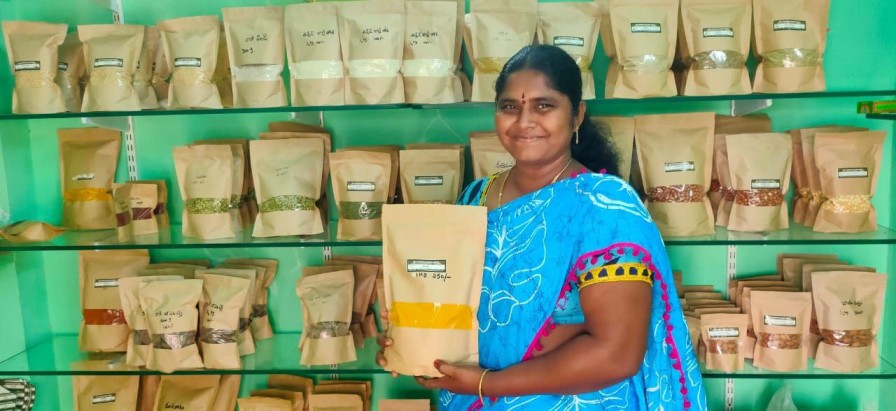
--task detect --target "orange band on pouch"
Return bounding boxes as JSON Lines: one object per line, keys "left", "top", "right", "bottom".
{"left": 389, "top": 302, "right": 473, "bottom": 330}
{"left": 64, "top": 188, "right": 112, "bottom": 202}
{"left": 82, "top": 308, "right": 126, "bottom": 325}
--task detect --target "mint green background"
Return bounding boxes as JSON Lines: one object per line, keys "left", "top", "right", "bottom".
{"left": 0, "top": 0, "right": 895, "bottom": 410}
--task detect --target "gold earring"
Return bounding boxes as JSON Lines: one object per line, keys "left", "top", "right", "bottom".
{"left": 574, "top": 130, "right": 580, "bottom": 145}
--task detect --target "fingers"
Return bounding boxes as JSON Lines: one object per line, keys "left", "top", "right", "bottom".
{"left": 415, "top": 376, "right": 442, "bottom": 390}
{"left": 376, "top": 334, "right": 393, "bottom": 348}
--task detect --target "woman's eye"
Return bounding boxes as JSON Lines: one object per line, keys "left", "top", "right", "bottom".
{"left": 537, "top": 103, "right": 553, "bottom": 110}
{"left": 500, "top": 104, "right": 518, "bottom": 112}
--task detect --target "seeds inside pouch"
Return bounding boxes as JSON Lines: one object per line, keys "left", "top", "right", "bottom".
{"left": 157, "top": 16, "right": 223, "bottom": 109}
{"left": 593, "top": 117, "right": 635, "bottom": 181}
{"left": 330, "top": 151, "right": 391, "bottom": 240}
{"left": 78, "top": 24, "right": 143, "bottom": 112}
{"left": 79, "top": 250, "right": 150, "bottom": 352}
{"left": 469, "top": 0, "right": 537, "bottom": 102}
{"left": 2, "top": 21, "right": 67, "bottom": 114}
{"left": 700, "top": 313, "right": 748, "bottom": 372}
{"left": 190, "top": 140, "right": 247, "bottom": 231}
{"left": 339, "top": 0, "right": 406, "bottom": 105}
{"left": 284, "top": 3, "right": 344, "bottom": 107}
{"left": 679, "top": 0, "right": 751, "bottom": 96}
{"left": 202, "top": 267, "right": 259, "bottom": 356}
{"left": 750, "top": 291, "right": 811, "bottom": 372}
{"left": 469, "top": 132, "right": 515, "bottom": 179}
{"left": 173, "top": 145, "right": 234, "bottom": 240}
{"left": 116, "top": 182, "right": 160, "bottom": 238}
{"left": 296, "top": 268, "right": 357, "bottom": 365}
{"left": 56, "top": 31, "right": 86, "bottom": 113}
{"left": 224, "top": 258, "right": 278, "bottom": 340}
{"left": 634, "top": 112, "right": 715, "bottom": 237}
{"left": 139, "top": 279, "right": 204, "bottom": 373}
{"left": 608, "top": 0, "right": 679, "bottom": 98}
{"left": 726, "top": 133, "right": 792, "bottom": 232}
{"left": 812, "top": 131, "right": 886, "bottom": 233}
{"left": 537, "top": 1, "right": 601, "bottom": 100}
{"left": 753, "top": 0, "right": 831, "bottom": 93}
{"left": 382, "top": 204, "right": 487, "bottom": 377}
{"left": 73, "top": 371, "right": 139, "bottom": 411}
{"left": 134, "top": 26, "right": 159, "bottom": 109}
{"left": 118, "top": 275, "right": 183, "bottom": 367}
{"left": 399, "top": 149, "right": 463, "bottom": 204}
{"left": 195, "top": 272, "right": 251, "bottom": 369}
{"left": 250, "top": 138, "right": 325, "bottom": 237}
{"left": 326, "top": 259, "right": 378, "bottom": 348}
{"left": 402, "top": 1, "right": 457, "bottom": 104}
{"left": 58, "top": 127, "right": 121, "bottom": 230}
{"left": 797, "top": 126, "right": 867, "bottom": 227}
{"left": 222, "top": 6, "right": 287, "bottom": 108}
{"left": 812, "top": 271, "right": 887, "bottom": 373}
{"left": 153, "top": 375, "right": 220, "bottom": 411}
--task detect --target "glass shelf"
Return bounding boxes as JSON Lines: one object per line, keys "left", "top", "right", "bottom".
{"left": 2, "top": 223, "right": 895, "bottom": 252}
{"left": 0, "top": 334, "right": 384, "bottom": 376}
{"left": 1, "top": 90, "right": 894, "bottom": 120}
{"left": 700, "top": 357, "right": 896, "bottom": 379}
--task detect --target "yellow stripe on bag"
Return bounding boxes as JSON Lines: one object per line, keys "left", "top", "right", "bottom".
{"left": 64, "top": 188, "right": 112, "bottom": 202}
{"left": 389, "top": 302, "right": 473, "bottom": 330}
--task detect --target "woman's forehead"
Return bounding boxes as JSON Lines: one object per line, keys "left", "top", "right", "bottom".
{"left": 499, "top": 69, "right": 564, "bottom": 100}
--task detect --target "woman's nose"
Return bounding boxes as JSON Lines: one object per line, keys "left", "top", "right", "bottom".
{"left": 517, "top": 107, "right": 536, "bottom": 129}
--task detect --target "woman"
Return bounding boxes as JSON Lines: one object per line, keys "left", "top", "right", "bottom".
{"left": 378, "top": 44, "right": 705, "bottom": 410}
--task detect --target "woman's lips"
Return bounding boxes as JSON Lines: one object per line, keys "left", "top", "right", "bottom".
{"left": 514, "top": 135, "right": 544, "bottom": 142}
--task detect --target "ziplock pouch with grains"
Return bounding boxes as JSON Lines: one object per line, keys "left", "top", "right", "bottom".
{"left": 222, "top": 6, "right": 287, "bottom": 108}
{"left": 2, "top": 21, "right": 67, "bottom": 114}
{"left": 608, "top": 0, "right": 679, "bottom": 98}
{"left": 173, "top": 144, "right": 234, "bottom": 239}
{"left": 339, "top": 0, "right": 406, "bottom": 105}
{"left": 157, "top": 16, "right": 223, "bottom": 109}
{"left": 399, "top": 148, "right": 463, "bottom": 204}
{"left": 79, "top": 249, "right": 149, "bottom": 352}
{"left": 402, "top": 1, "right": 458, "bottom": 104}
{"left": 679, "top": 0, "right": 751, "bottom": 96}
{"left": 195, "top": 272, "right": 251, "bottom": 369}
{"left": 750, "top": 291, "right": 811, "bottom": 371}
{"left": 330, "top": 151, "right": 392, "bottom": 240}
{"left": 296, "top": 268, "right": 357, "bottom": 365}
{"left": 726, "top": 133, "right": 792, "bottom": 232}
{"left": 139, "top": 279, "right": 204, "bottom": 373}
{"left": 118, "top": 275, "right": 183, "bottom": 367}
{"left": 78, "top": 24, "right": 144, "bottom": 111}
{"left": 284, "top": 3, "right": 344, "bottom": 107}
{"left": 753, "top": 0, "right": 830, "bottom": 93}
{"left": 469, "top": 0, "right": 537, "bottom": 102}
{"left": 537, "top": 1, "right": 601, "bottom": 100}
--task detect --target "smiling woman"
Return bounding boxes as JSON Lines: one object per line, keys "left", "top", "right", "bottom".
{"left": 377, "top": 45, "right": 706, "bottom": 411}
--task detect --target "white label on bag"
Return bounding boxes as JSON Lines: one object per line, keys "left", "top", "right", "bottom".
{"left": 631, "top": 23, "right": 662, "bottom": 33}
{"left": 553, "top": 36, "right": 585, "bottom": 47}
{"left": 94, "top": 58, "right": 123, "bottom": 68}
{"left": 407, "top": 259, "right": 447, "bottom": 273}
{"left": 764, "top": 315, "right": 797, "bottom": 327}
{"left": 94, "top": 279, "right": 119, "bottom": 288}
{"left": 773, "top": 20, "right": 807, "bottom": 31}
{"left": 703, "top": 27, "right": 735, "bottom": 38}
{"left": 174, "top": 57, "right": 202, "bottom": 68}
{"left": 92, "top": 394, "right": 116, "bottom": 404}
{"left": 708, "top": 327, "right": 740, "bottom": 338}
{"left": 14, "top": 61, "right": 40, "bottom": 71}
{"left": 347, "top": 182, "right": 376, "bottom": 191}
{"left": 838, "top": 168, "right": 869, "bottom": 178}
{"left": 72, "top": 173, "right": 95, "bottom": 181}
{"left": 751, "top": 179, "right": 781, "bottom": 189}
{"left": 664, "top": 161, "right": 695, "bottom": 172}
{"left": 58, "top": 62, "right": 69, "bottom": 71}
{"left": 414, "top": 176, "right": 444, "bottom": 186}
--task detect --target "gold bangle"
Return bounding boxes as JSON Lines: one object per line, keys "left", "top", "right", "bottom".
{"left": 478, "top": 368, "right": 492, "bottom": 404}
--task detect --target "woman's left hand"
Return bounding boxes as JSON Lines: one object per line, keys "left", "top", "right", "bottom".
{"left": 414, "top": 360, "right": 485, "bottom": 395}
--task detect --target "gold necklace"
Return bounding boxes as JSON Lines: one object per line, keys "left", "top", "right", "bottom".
{"left": 498, "top": 157, "right": 573, "bottom": 206}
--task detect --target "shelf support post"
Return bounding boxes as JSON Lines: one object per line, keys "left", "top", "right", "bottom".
{"left": 725, "top": 244, "right": 737, "bottom": 411}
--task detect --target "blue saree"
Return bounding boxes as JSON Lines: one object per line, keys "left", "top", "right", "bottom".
{"left": 440, "top": 172, "right": 706, "bottom": 410}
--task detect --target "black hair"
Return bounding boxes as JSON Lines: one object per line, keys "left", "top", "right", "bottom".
{"left": 494, "top": 45, "right": 620, "bottom": 177}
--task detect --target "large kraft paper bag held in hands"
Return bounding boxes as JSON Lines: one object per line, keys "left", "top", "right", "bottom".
{"left": 382, "top": 204, "right": 486, "bottom": 377}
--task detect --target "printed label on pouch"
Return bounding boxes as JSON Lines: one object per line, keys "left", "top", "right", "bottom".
{"left": 407, "top": 259, "right": 447, "bottom": 273}
{"left": 708, "top": 327, "right": 740, "bottom": 338}
{"left": 553, "top": 36, "right": 585, "bottom": 47}
{"left": 347, "top": 181, "right": 376, "bottom": 192}
{"left": 94, "top": 58, "right": 123, "bottom": 68}
{"left": 174, "top": 57, "right": 202, "bottom": 68}
{"left": 764, "top": 315, "right": 797, "bottom": 327}
{"left": 664, "top": 161, "right": 695, "bottom": 172}
{"left": 703, "top": 27, "right": 735, "bottom": 38}
{"left": 631, "top": 23, "right": 662, "bottom": 33}
{"left": 94, "top": 279, "right": 119, "bottom": 288}
{"left": 58, "top": 62, "right": 69, "bottom": 71}
{"left": 72, "top": 173, "right": 95, "bottom": 181}
{"left": 838, "top": 167, "right": 869, "bottom": 178}
{"left": 92, "top": 394, "right": 116, "bottom": 404}
{"left": 751, "top": 179, "right": 781, "bottom": 189}
{"left": 14, "top": 61, "right": 40, "bottom": 71}
{"left": 414, "top": 176, "right": 444, "bottom": 186}
{"left": 773, "top": 20, "right": 807, "bottom": 31}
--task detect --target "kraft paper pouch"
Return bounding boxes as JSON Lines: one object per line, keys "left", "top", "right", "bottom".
{"left": 135, "top": 26, "right": 159, "bottom": 109}
{"left": 157, "top": 16, "right": 223, "bottom": 109}
{"left": 0, "top": 221, "right": 64, "bottom": 243}
{"left": 196, "top": 272, "right": 251, "bottom": 369}
{"left": 680, "top": 0, "right": 751, "bottom": 96}
{"left": 298, "top": 265, "right": 352, "bottom": 352}
{"left": 346, "top": 146, "right": 400, "bottom": 204}
{"left": 78, "top": 250, "right": 149, "bottom": 352}
{"left": 58, "top": 127, "right": 121, "bottom": 230}
{"left": 634, "top": 112, "right": 715, "bottom": 236}
{"left": 192, "top": 139, "right": 251, "bottom": 228}
{"left": 151, "top": 28, "right": 169, "bottom": 108}
{"left": 73, "top": 371, "right": 138, "bottom": 411}
{"left": 297, "top": 268, "right": 357, "bottom": 365}
{"left": 314, "top": 383, "right": 369, "bottom": 411}
{"left": 403, "top": 1, "right": 457, "bottom": 104}
{"left": 339, "top": 0, "right": 406, "bottom": 105}
{"left": 382, "top": 204, "right": 487, "bottom": 377}
{"left": 250, "top": 138, "right": 325, "bottom": 237}
{"left": 139, "top": 263, "right": 202, "bottom": 279}
{"left": 332, "top": 254, "right": 385, "bottom": 337}
{"left": 78, "top": 24, "right": 143, "bottom": 111}
{"left": 169, "top": 259, "right": 211, "bottom": 267}
{"left": 470, "top": 0, "right": 537, "bottom": 102}
{"left": 802, "top": 263, "right": 875, "bottom": 294}
{"left": 813, "top": 131, "right": 886, "bottom": 233}
{"left": 776, "top": 252, "right": 836, "bottom": 276}
{"left": 285, "top": 3, "right": 344, "bottom": 107}
{"left": 781, "top": 255, "right": 840, "bottom": 289}
{"left": 215, "top": 28, "right": 234, "bottom": 108}
{"left": 736, "top": 280, "right": 790, "bottom": 308}
{"left": 202, "top": 267, "right": 259, "bottom": 356}
{"left": 753, "top": 0, "right": 831, "bottom": 93}
{"left": 399, "top": 149, "right": 463, "bottom": 204}
{"left": 796, "top": 126, "right": 867, "bottom": 227}
{"left": 326, "top": 259, "right": 379, "bottom": 348}
{"left": 812, "top": 271, "right": 887, "bottom": 372}
{"left": 250, "top": 389, "right": 304, "bottom": 411}
{"left": 379, "top": 399, "right": 430, "bottom": 411}
{"left": 210, "top": 375, "right": 241, "bottom": 411}
{"left": 685, "top": 315, "right": 700, "bottom": 355}
{"left": 153, "top": 375, "right": 219, "bottom": 411}
{"left": 330, "top": 151, "right": 392, "bottom": 240}
{"left": 598, "top": 0, "right": 615, "bottom": 58}
{"left": 173, "top": 144, "right": 234, "bottom": 239}
{"left": 113, "top": 183, "right": 159, "bottom": 241}
{"left": 593, "top": 116, "right": 634, "bottom": 181}
{"left": 713, "top": 114, "right": 773, "bottom": 226}
{"left": 118, "top": 275, "right": 183, "bottom": 367}
{"left": 537, "top": 2, "right": 601, "bottom": 100}
{"left": 726, "top": 133, "right": 792, "bottom": 232}
{"left": 469, "top": 132, "right": 515, "bottom": 179}
{"left": 138, "top": 375, "right": 160, "bottom": 411}
{"left": 261, "top": 129, "right": 333, "bottom": 198}
{"left": 700, "top": 313, "right": 748, "bottom": 372}
{"left": 56, "top": 31, "right": 86, "bottom": 112}
{"left": 240, "top": 397, "right": 293, "bottom": 411}
{"left": 2, "top": 21, "right": 67, "bottom": 114}
{"left": 139, "top": 279, "right": 204, "bottom": 373}
{"left": 268, "top": 374, "right": 313, "bottom": 410}
{"left": 750, "top": 291, "right": 811, "bottom": 371}
{"left": 224, "top": 258, "right": 278, "bottom": 340}
{"left": 222, "top": 6, "right": 287, "bottom": 108}
{"left": 310, "top": 394, "right": 363, "bottom": 411}
{"left": 402, "top": 143, "right": 466, "bottom": 185}
{"left": 790, "top": 131, "right": 810, "bottom": 225}
{"left": 741, "top": 286, "right": 799, "bottom": 331}
{"left": 609, "top": 0, "right": 678, "bottom": 98}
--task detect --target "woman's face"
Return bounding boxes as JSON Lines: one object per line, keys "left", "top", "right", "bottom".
{"left": 494, "top": 69, "right": 583, "bottom": 168}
